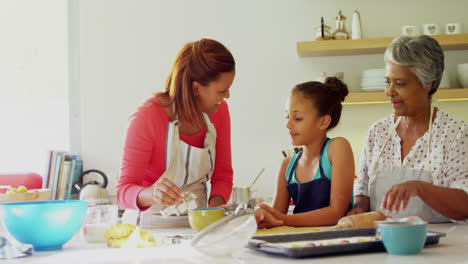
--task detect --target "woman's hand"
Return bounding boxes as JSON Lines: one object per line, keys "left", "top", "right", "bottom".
{"left": 208, "top": 195, "right": 230, "bottom": 209}
{"left": 255, "top": 204, "right": 284, "bottom": 229}
{"left": 347, "top": 195, "right": 370, "bottom": 216}
{"left": 137, "top": 178, "right": 185, "bottom": 208}
{"left": 381, "top": 180, "right": 424, "bottom": 214}
{"left": 346, "top": 207, "right": 367, "bottom": 216}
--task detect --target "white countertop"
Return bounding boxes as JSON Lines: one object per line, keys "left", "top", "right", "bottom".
{"left": 4, "top": 223, "right": 468, "bottom": 264}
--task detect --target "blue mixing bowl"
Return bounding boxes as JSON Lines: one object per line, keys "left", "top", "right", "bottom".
{"left": 0, "top": 200, "right": 88, "bottom": 251}
{"left": 379, "top": 221, "right": 427, "bottom": 255}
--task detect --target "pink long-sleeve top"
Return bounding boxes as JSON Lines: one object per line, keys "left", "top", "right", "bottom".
{"left": 116, "top": 96, "right": 233, "bottom": 210}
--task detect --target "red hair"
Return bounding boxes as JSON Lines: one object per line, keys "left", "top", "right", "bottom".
{"left": 157, "top": 38, "right": 235, "bottom": 128}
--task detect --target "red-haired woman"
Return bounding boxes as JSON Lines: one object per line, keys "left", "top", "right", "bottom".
{"left": 117, "top": 39, "right": 235, "bottom": 227}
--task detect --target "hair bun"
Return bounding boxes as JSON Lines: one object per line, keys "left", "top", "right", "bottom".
{"left": 324, "top": 77, "right": 349, "bottom": 102}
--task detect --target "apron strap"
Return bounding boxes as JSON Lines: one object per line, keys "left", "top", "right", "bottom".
{"left": 370, "top": 106, "right": 435, "bottom": 179}
{"left": 425, "top": 105, "right": 434, "bottom": 173}
{"left": 369, "top": 116, "right": 401, "bottom": 178}
{"left": 318, "top": 138, "right": 330, "bottom": 179}
{"left": 287, "top": 152, "right": 302, "bottom": 184}
{"left": 286, "top": 138, "right": 330, "bottom": 183}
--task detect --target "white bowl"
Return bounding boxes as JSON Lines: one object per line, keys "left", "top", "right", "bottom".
{"left": 457, "top": 63, "right": 468, "bottom": 88}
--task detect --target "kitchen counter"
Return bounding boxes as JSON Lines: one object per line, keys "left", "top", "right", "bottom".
{"left": 3, "top": 223, "right": 468, "bottom": 264}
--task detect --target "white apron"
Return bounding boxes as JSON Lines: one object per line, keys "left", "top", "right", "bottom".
{"left": 369, "top": 106, "right": 450, "bottom": 223}
{"left": 123, "top": 109, "right": 217, "bottom": 228}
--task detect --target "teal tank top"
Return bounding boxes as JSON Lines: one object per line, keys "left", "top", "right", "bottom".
{"left": 285, "top": 138, "right": 354, "bottom": 207}
{"left": 286, "top": 140, "right": 332, "bottom": 183}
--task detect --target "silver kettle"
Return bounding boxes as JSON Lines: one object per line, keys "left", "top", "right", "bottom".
{"left": 74, "top": 169, "right": 110, "bottom": 205}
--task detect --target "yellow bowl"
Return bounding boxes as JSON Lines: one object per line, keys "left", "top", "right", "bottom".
{"left": 188, "top": 208, "right": 225, "bottom": 232}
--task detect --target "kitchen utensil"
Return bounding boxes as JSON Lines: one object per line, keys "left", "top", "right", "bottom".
{"left": 315, "top": 19, "right": 331, "bottom": 40}
{"left": 188, "top": 208, "right": 225, "bottom": 232}
{"left": 190, "top": 203, "right": 257, "bottom": 257}
{"left": 379, "top": 221, "right": 427, "bottom": 255}
{"left": 321, "top": 17, "right": 324, "bottom": 37}
{"left": 82, "top": 204, "right": 118, "bottom": 243}
{"left": 230, "top": 187, "right": 253, "bottom": 209}
{"left": 0, "top": 200, "right": 87, "bottom": 251}
{"left": 74, "top": 169, "right": 111, "bottom": 206}
{"left": 229, "top": 168, "right": 265, "bottom": 208}
{"left": 249, "top": 168, "right": 265, "bottom": 188}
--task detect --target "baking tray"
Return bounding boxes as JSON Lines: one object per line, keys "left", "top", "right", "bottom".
{"left": 248, "top": 228, "right": 445, "bottom": 258}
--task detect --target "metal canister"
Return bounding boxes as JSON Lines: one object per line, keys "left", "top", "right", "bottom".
{"left": 229, "top": 187, "right": 252, "bottom": 208}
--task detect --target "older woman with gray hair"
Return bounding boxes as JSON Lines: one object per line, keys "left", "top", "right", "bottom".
{"left": 348, "top": 35, "right": 468, "bottom": 222}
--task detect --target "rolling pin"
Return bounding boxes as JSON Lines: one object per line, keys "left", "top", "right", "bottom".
{"left": 330, "top": 211, "right": 388, "bottom": 230}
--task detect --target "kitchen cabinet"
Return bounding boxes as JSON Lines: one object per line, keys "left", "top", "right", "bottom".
{"left": 297, "top": 34, "right": 468, "bottom": 105}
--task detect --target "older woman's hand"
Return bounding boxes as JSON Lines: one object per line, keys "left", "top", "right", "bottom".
{"left": 255, "top": 204, "right": 284, "bottom": 229}
{"left": 346, "top": 207, "right": 367, "bottom": 216}
{"left": 381, "top": 180, "right": 424, "bottom": 214}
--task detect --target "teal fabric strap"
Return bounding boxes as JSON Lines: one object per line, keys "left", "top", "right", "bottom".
{"left": 285, "top": 139, "right": 332, "bottom": 184}
{"left": 284, "top": 138, "right": 354, "bottom": 208}
{"left": 285, "top": 152, "right": 301, "bottom": 184}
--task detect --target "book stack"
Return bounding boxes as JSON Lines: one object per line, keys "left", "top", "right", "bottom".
{"left": 43, "top": 150, "right": 83, "bottom": 200}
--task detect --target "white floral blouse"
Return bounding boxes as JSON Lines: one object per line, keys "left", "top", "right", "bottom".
{"left": 354, "top": 109, "right": 468, "bottom": 196}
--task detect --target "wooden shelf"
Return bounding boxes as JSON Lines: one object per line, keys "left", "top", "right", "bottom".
{"left": 297, "top": 33, "right": 468, "bottom": 57}
{"left": 344, "top": 88, "right": 468, "bottom": 105}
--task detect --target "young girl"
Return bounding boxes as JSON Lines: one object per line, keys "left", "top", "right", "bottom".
{"left": 255, "top": 77, "right": 355, "bottom": 228}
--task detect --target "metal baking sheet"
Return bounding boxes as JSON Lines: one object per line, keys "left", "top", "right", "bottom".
{"left": 248, "top": 228, "right": 445, "bottom": 258}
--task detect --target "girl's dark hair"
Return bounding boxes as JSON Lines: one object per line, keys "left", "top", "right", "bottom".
{"left": 292, "top": 77, "right": 348, "bottom": 130}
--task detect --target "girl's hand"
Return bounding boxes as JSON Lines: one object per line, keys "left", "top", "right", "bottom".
{"left": 150, "top": 178, "right": 185, "bottom": 206}
{"left": 255, "top": 203, "right": 284, "bottom": 229}
{"left": 381, "top": 180, "right": 424, "bottom": 214}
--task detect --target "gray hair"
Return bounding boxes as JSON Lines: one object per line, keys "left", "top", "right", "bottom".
{"left": 384, "top": 35, "right": 444, "bottom": 97}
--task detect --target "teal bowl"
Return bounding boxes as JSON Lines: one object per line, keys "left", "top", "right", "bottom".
{"left": 379, "top": 221, "right": 427, "bottom": 255}
{"left": 0, "top": 200, "right": 88, "bottom": 251}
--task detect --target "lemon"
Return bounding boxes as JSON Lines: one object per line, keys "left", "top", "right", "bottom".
{"left": 8, "top": 188, "right": 17, "bottom": 194}
{"left": 17, "top": 186, "right": 28, "bottom": 193}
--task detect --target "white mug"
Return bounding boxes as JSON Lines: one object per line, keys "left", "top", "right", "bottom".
{"left": 423, "top": 24, "right": 440, "bottom": 35}
{"left": 445, "top": 23, "right": 462, "bottom": 34}
{"left": 401, "top": 25, "right": 419, "bottom": 36}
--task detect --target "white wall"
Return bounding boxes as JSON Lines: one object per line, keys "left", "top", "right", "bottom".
{"left": 0, "top": 1, "right": 69, "bottom": 175}
{"left": 78, "top": 0, "right": 468, "bottom": 199}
